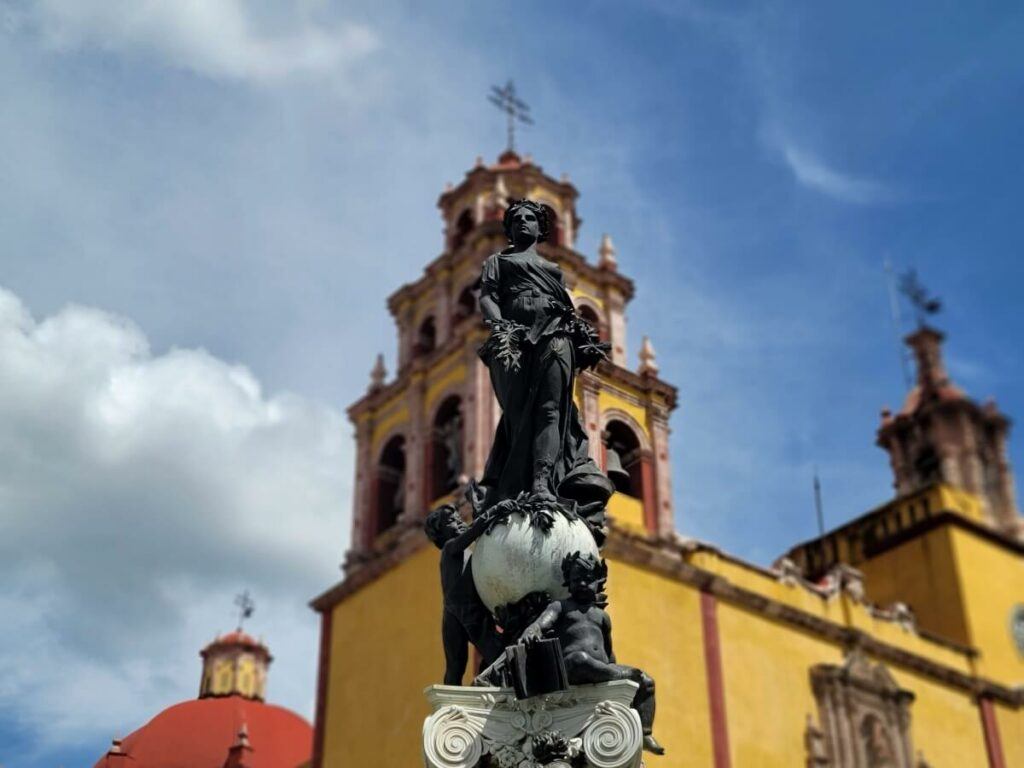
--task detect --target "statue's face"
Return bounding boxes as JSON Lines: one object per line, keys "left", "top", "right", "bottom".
{"left": 509, "top": 205, "right": 541, "bottom": 245}
{"left": 567, "top": 566, "right": 600, "bottom": 601}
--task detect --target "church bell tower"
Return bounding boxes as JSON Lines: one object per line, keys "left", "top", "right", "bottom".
{"left": 311, "top": 150, "right": 680, "bottom": 768}
{"left": 877, "top": 325, "right": 1021, "bottom": 540}
{"left": 341, "top": 150, "right": 679, "bottom": 573}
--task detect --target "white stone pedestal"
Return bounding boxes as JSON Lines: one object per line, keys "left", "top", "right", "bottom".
{"left": 422, "top": 681, "right": 643, "bottom": 768}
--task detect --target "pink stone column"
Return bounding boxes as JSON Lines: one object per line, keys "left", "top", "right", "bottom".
{"left": 465, "top": 354, "right": 493, "bottom": 479}
{"left": 402, "top": 378, "right": 426, "bottom": 521}
{"left": 605, "top": 291, "right": 628, "bottom": 367}
{"left": 580, "top": 373, "right": 602, "bottom": 462}
{"left": 435, "top": 276, "right": 453, "bottom": 346}
{"left": 649, "top": 410, "right": 675, "bottom": 538}
{"left": 351, "top": 418, "right": 373, "bottom": 552}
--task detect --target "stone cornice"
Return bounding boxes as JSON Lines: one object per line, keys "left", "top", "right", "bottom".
{"left": 385, "top": 235, "right": 635, "bottom": 320}
{"left": 603, "top": 532, "right": 1021, "bottom": 707}
{"left": 311, "top": 524, "right": 1020, "bottom": 707}
{"left": 437, "top": 159, "right": 580, "bottom": 212}
{"left": 593, "top": 360, "right": 678, "bottom": 411}
{"left": 350, "top": 331, "right": 676, "bottom": 423}
{"left": 311, "top": 520, "right": 428, "bottom": 612}
{"left": 784, "top": 488, "right": 1024, "bottom": 580}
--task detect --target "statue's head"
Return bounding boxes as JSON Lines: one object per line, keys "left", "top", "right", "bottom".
{"left": 503, "top": 199, "right": 550, "bottom": 246}
{"left": 424, "top": 504, "right": 466, "bottom": 547}
{"left": 561, "top": 551, "right": 608, "bottom": 601}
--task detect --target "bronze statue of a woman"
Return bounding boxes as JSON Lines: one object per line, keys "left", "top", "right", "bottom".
{"left": 476, "top": 200, "right": 613, "bottom": 510}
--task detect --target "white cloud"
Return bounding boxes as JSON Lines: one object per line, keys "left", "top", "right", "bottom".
{"left": 20, "top": 0, "right": 378, "bottom": 83}
{"left": 781, "top": 143, "right": 894, "bottom": 205}
{"left": 0, "top": 285, "right": 349, "bottom": 750}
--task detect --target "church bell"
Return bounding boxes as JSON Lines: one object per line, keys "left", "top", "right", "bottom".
{"left": 605, "top": 446, "right": 631, "bottom": 492}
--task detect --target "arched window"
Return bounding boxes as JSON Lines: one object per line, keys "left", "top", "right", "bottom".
{"left": 415, "top": 316, "right": 437, "bottom": 356}
{"left": 375, "top": 436, "right": 406, "bottom": 535}
{"left": 542, "top": 204, "right": 561, "bottom": 246}
{"left": 431, "top": 396, "right": 463, "bottom": 500}
{"left": 913, "top": 446, "right": 940, "bottom": 484}
{"left": 453, "top": 285, "right": 477, "bottom": 323}
{"left": 604, "top": 420, "right": 643, "bottom": 499}
{"left": 577, "top": 303, "right": 607, "bottom": 342}
{"left": 451, "top": 209, "right": 474, "bottom": 252}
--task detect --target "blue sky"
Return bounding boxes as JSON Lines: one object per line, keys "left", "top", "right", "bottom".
{"left": 1, "top": 1, "right": 1023, "bottom": 765}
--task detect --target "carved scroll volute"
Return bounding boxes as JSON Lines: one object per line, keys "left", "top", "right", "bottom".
{"left": 581, "top": 700, "right": 643, "bottom": 768}
{"left": 423, "top": 706, "right": 484, "bottom": 768}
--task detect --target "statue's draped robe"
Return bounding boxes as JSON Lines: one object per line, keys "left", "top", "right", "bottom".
{"left": 479, "top": 251, "right": 612, "bottom": 509}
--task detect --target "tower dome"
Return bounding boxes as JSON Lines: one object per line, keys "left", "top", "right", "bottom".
{"left": 93, "top": 632, "right": 311, "bottom": 768}
{"left": 199, "top": 629, "right": 273, "bottom": 701}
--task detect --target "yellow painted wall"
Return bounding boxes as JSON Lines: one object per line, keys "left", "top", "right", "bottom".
{"left": 858, "top": 526, "right": 971, "bottom": 647}
{"left": 995, "top": 702, "right": 1024, "bottom": 767}
{"left": 425, "top": 363, "right": 468, "bottom": 414}
{"left": 889, "top": 667, "right": 989, "bottom": 767}
{"left": 368, "top": 405, "right": 410, "bottom": 453}
{"left": 598, "top": 390, "right": 651, "bottom": 440}
{"left": 570, "top": 284, "right": 605, "bottom": 312}
{"left": 949, "top": 527, "right": 1024, "bottom": 682}
{"left": 321, "top": 546, "right": 443, "bottom": 768}
{"left": 608, "top": 493, "right": 645, "bottom": 533}
{"left": 716, "top": 601, "right": 844, "bottom": 766}
{"left": 320, "top": 540, "right": 1011, "bottom": 768}
{"left": 604, "top": 557, "right": 714, "bottom": 768}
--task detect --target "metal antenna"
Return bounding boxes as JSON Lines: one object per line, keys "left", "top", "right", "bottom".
{"left": 884, "top": 259, "right": 913, "bottom": 390}
{"left": 234, "top": 590, "right": 255, "bottom": 631}
{"left": 488, "top": 80, "right": 533, "bottom": 153}
{"left": 813, "top": 467, "right": 825, "bottom": 539}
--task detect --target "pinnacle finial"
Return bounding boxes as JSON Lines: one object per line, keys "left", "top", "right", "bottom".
{"left": 598, "top": 233, "right": 617, "bottom": 270}
{"left": 235, "top": 723, "right": 251, "bottom": 748}
{"left": 369, "top": 354, "right": 387, "bottom": 392}
{"left": 223, "top": 722, "right": 255, "bottom": 768}
{"left": 638, "top": 336, "right": 659, "bottom": 376}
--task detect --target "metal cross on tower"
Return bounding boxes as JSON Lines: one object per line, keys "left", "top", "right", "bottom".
{"left": 898, "top": 268, "right": 942, "bottom": 327}
{"left": 234, "top": 590, "right": 255, "bottom": 631}
{"left": 488, "top": 80, "right": 533, "bottom": 153}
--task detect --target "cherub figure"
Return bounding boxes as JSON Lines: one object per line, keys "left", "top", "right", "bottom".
{"left": 520, "top": 552, "right": 665, "bottom": 755}
{"left": 424, "top": 497, "right": 514, "bottom": 685}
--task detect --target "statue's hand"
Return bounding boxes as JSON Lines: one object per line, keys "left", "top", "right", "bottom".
{"left": 491, "top": 499, "right": 517, "bottom": 519}
{"left": 519, "top": 623, "right": 544, "bottom": 645}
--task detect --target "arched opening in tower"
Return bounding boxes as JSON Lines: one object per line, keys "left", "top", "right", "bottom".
{"left": 375, "top": 435, "right": 406, "bottom": 535}
{"left": 577, "top": 303, "right": 607, "bottom": 342}
{"left": 542, "top": 204, "right": 561, "bottom": 246}
{"left": 430, "top": 396, "right": 463, "bottom": 502}
{"left": 416, "top": 316, "right": 437, "bottom": 356}
{"left": 450, "top": 209, "right": 474, "bottom": 252}
{"left": 604, "top": 420, "right": 643, "bottom": 499}
{"left": 453, "top": 284, "right": 478, "bottom": 323}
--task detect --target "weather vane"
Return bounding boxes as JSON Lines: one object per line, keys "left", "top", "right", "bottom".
{"left": 488, "top": 80, "right": 533, "bottom": 153}
{"left": 234, "top": 590, "right": 255, "bottom": 631}
{"left": 898, "top": 269, "right": 942, "bottom": 327}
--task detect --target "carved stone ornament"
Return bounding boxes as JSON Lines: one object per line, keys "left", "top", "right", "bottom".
{"left": 810, "top": 650, "right": 917, "bottom": 768}
{"left": 422, "top": 681, "right": 643, "bottom": 768}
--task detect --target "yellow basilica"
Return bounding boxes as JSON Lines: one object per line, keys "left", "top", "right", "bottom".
{"left": 309, "top": 150, "right": 1023, "bottom": 767}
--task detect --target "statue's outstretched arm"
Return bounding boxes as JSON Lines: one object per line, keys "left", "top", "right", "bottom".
{"left": 446, "top": 503, "right": 513, "bottom": 554}
{"left": 520, "top": 601, "right": 562, "bottom": 644}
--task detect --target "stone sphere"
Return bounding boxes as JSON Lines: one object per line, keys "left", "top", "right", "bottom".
{"left": 471, "top": 510, "right": 600, "bottom": 612}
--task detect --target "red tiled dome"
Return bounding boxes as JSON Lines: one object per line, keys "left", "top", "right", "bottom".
{"left": 93, "top": 695, "right": 311, "bottom": 768}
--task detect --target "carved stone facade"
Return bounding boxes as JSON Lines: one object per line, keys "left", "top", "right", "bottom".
{"left": 422, "top": 682, "right": 643, "bottom": 768}
{"left": 809, "top": 651, "right": 918, "bottom": 768}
